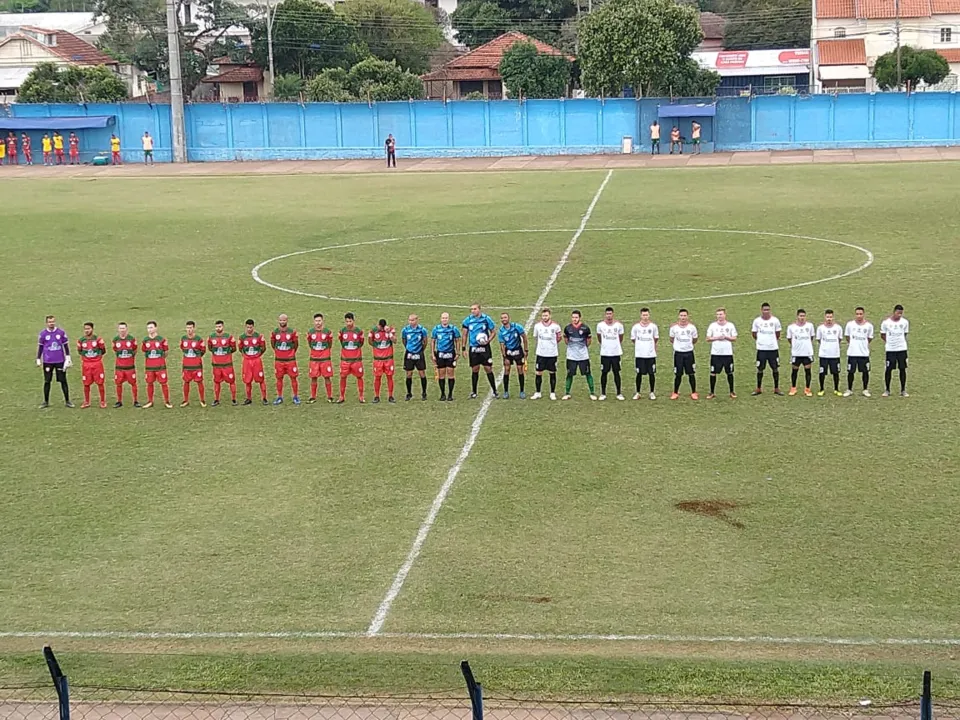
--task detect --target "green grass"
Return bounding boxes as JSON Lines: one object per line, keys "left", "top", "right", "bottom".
{"left": 2, "top": 164, "right": 960, "bottom": 701}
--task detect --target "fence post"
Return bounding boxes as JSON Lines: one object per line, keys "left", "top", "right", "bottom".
{"left": 921, "top": 670, "right": 932, "bottom": 720}
{"left": 460, "top": 660, "right": 483, "bottom": 720}
{"left": 43, "top": 645, "right": 70, "bottom": 720}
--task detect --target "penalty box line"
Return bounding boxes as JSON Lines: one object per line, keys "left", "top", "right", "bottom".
{"left": 365, "top": 169, "right": 616, "bottom": 636}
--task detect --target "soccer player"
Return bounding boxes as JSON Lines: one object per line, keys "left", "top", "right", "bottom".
{"left": 142, "top": 131, "right": 154, "bottom": 164}
{"left": 37, "top": 315, "right": 73, "bottom": 408}
{"left": 562, "top": 309, "right": 596, "bottom": 400}
{"left": 208, "top": 320, "right": 238, "bottom": 406}
{"left": 786, "top": 309, "right": 815, "bottom": 396}
{"left": 110, "top": 134, "right": 122, "bottom": 165}
{"left": 881, "top": 304, "right": 910, "bottom": 397}
{"left": 497, "top": 312, "right": 527, "bottom": 399}
{"left": 53, "top": 131, "right": 65, "bottom": 165}
{"left": 112, "top": 321, "right": 140, "bottom": 407}
{"left": 271, "top": 313, "right": 300, "bottom": 405}
{"left": 751, "top": 302, "right": 783, "bottom": 396}
{"left": 462, "top": 303, "right": 498, "bottom": 399}
{"left": 669, "top": 308, "right": 698, "bottom": 399}
{"left": 41, "top": 134, "right": 52, "bottom": 166}
{"left": 816, "top": 309, "right": 843, "bottom": 396}
{"left": 431, "top": 312, "right": 460, "bottom": 401}
{"left": 77, "top": 321, "right": 107, "bottom": 408}
{"left": 21, "top": 133, "right": 32, "bottom": 165}
{"left": 180, "top": 320, "right": 207, "bottom": 407}
{"left": 706, "top": 307, "right": 737, "bottom": 399}
{"left": 6, "top": 132, "right": 17, "bottom": 165}
{"left": 401, "top": 313, "right": 429, "bottom": 401}
{"left": 531, "top": 308, "right": 561, "bottom": 400}
{"left": 844, "top": 306, "right": 874, "bottom": 397}
{"left": 630, "top": 308, "right": 659, "bottom": 400}
{"left": 337, "top": 312, "right": 365, "bottom": 403}
{"left": 369, "top": 318, "right": 396, "bottom": 403}
{"left": 141, "top": 321, "right": 172, "bottom": 408}
{"left": 68, "top": 132, "right": 80, "bottom": 165}
{"left": 596, "top": 306, "right": 625, "bottom": 400}
{"left": 239, "top": 319, "right": 268, "bottom": 405}
{"left": 306, "top": 313, "right": 335, "bottom": 403}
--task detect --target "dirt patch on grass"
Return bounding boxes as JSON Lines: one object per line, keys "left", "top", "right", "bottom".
{"left": 675, "top": 500, "right": 745, "bottom": 529}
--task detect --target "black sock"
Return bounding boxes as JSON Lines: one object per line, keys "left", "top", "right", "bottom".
{"left": 899, "top": 368, "right": 906, "bottom": 392}
{"left": 613, "top": 369, "right": 621, "bottom": 394}
{"left": 772, "top": 370, "right": 780, "bottom": 389}
{"left": 536, "top": 374, "right": 542, "bottom": 392}
{"left": 847, "top": 371, "right": 855, "bottom": 390}
{"left": 487, "top": 372, "right": 497, "bottom": 392}
{"left": 518, "top": 373, "right": 525, "bottom": 391}
{"left": 727, "top": 373, "right": 735, "bottom": 393}
{"left": 600, "top": 370, "right": 608, "bottom": 395}
{"left": 674, "top": 374, "right": 682, "bottom": 393}
{"left": 549, "top": 373, "right": 557, "bottom": 393}
{"left": 862, "top": 370, "right": 870, "bottom": 390}
{"left": 503, "top": 374, "right": 510, "bottom": 393}
{"left": 406, "top": 377, "right": 413, "bottom": 395}
{"left": 804, "top": 368, "right": 811, "bottom": 389}
{"left": 439, "top": 378, "right": 446, "bottom": 396}
{"left": 60, "top": 378, "right": 69, "bottom": 401}
{"left": 636, "top": 372, "right": 642, "bottom": 393}
{"left": 420, "top": 376, "right": 427, "bottom": 394}
{"left": 689, "top": 375, "right": 697, "bottom": 393}
{"left": 833, "top": 372, "right": 840, "bottom": 391}
{"left": 472, "top": 373, "right": 479, "bottom": 394}
{"left": 756, "top": 372, "right": 763, "bottom": 389}
{"left": 43, "top": 380, "right": 51, "bottom": 403}
{"left": 710, "top": 375, "right": 717, "bottom": 393}
{"left": 884, "top": 369, "right": 892, "bottom": 392}
{"left": 448, "top": 378, "right": 456, "bottom": 396}
{"left": 819, "top": 372, "right": 825, "bottom": 391}
{"left": 791, "top": 368, "right": 799, "bottom": 387}
{"left": 649, "top": 374, "right": 656, "bottom": 393}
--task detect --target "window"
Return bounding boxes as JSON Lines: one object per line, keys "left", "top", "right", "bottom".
{"left": 941, "top": 27, "right": 953, "bottom": 43}
{"left": 834, "top": 27, "right": 846, "bottom": 38}
{"left": 764, "top": 75, "right": 797, "bottom": 92}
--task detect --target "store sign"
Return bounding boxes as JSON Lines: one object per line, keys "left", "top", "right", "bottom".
{"left": 716, "top": 51, "right": 749, "bottom": 68}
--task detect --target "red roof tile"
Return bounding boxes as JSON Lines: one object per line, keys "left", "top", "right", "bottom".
{"left": 856, "top": 0, "right": 930, "bottom": 17}
{"left": 818, "top": 38, "right": 867, "bottom": 65}
{"left": 816, "top": 0, "right": 855, "bottom": 17}
{"left": 422, "top": 31, "right": 572, "bottom": 81}
{"left": 931, "top": 0, "right": 960, "bottom": 11}
{"left": 201, "top": 66, "right": 263, "bottom": 83}
{"left": 1, "top": 27, "right": 116, "bottom": 65}
{"left": 937, "top": 48, "right": 960, "bottom": 62}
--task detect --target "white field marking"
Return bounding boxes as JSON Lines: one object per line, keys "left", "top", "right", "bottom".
{"left": 3, "top": 629, "right": 960, "bottom": 647}
{"left": 365, "top": 169, "right": 615, "bottom": 637}
{"left": 251, "top": 228, "right": 874, "bottom": 310}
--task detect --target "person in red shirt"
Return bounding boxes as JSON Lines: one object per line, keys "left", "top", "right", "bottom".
{"left": 239, "top": 318, "right": 268, "bottom": 405}
{"left": 369, "top": 318, "right": 396, "bottom": 403}
{"left": 337, "top": 312, "right": 365, "bottom": 403}
{"left": 180, "top": 320, "right": 207, "bottom": 407}
{"left": 78, "top": 321, "right": 107, "bottom": 408}
{"left": 112, "top": 321, "right": 140, "bottom": 407}
{"left": 208, "top": 319, "right": 238, "bottom": 406}
{"left": 6, "top": 133, "right": 17, "bottom": 165}
{"left": 306, "top": 312, "right": 335, "bottom": 403}
{"left": 141, "top": 320, "right": 172, "bottom": 408}
{"left": 68, "top": 132, "right": 80, "bottom": 165}
{"left": 21, "top": 133, "right": 32, "bottom": 165}
{"left": 270, "top": 313, "right": 300, "bottom": 404}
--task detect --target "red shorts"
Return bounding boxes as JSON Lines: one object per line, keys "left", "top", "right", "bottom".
{"left": 340, "top": 360, "right": 364, "bottom": 378}
{"left": 275, "top": 360, "right": 298, "bottom": 379}
{"left": 373, "top": 359, "right": 395, "bottom": 376}
{"left": 146, "top": 370, "right": 168, "bottom": 384}
{"left": 242, "top": 358, "right": 265, "bottom": 384}
{"left": 114, "top": 368, "right": 137, "bottom": 385}
{"left": 309, "top": 359, "right": 333, "bottom": 379}
{"left": 69, "top": 150, "right": 79, "bottom": 159}
{"left": 82, "top": 362, "right": 105, "bottom": 386}
{"left": 182, "top": 368, "right": 203, "bottom": 383}
{"left": 213, "top": 366, "right": 236, "bottom": 383}
{"left": 55, "top": 149, "right": 64, "bottom": 158}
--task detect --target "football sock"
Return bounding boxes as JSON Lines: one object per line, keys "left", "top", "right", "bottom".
{"left": 688, "top": 375, "right": 697, "bottom": 393}
{"left": 586, "top": 374, "right": 595, "bottom": 394}
{"left": 161, "top": 384, "right": 170, "bottom": 404}
{"left": 899, "top": 368, "right": 907, "bottom": 392}
{"left": 600, "top": 369, "right": 608, "bottom": 395}
{"left": 290, "top": 378, "right": 298, "bottom": 397}
{"left": 132, "top": 384, "right": 139, "bottom": 403}
{"left": 503, "top": 375, "right": 510, "bottom": 394}
{"left": 832, "top": 372, "right": 840, "bottom": 391}
{"left": 43, "top": 380, "right": 51, "bottom": 403}
{"left": 674, "top": 374, "right": 682, "bottom": 393}
{"left": 59, "top": 377, "right": 69, "bottom": 402}
{"left": 471, "top": 373, "right": 479, "bottom": 394}
{"left": 819, "top": 372, "right": 825, "bottom": 391}
{"left": 147, "top": 383, "right": 154, "bottom": 404}
{"left": 259, "top": 382, "right": 267, "bottom": 401}
{"left": 861, "top": 371, "right": 869, "bottom": 390}
{"left": 116, "top": 384, "right": 123, "bottom": 403}
{"left": 517, "top": 373, "right": 525, "bottom": 392}
{"left": 183, "top": 385, "right": 190, "bottom": 404}
{"left": 357, "top": 377, "right": 365, "bottom": 398}
{"left": 386, "top": 374, "right": 395, "bottom": 397}
{"left": 727, "top": 373, "right": 735, "bottom": 393}
{"left": 709, "top": 375, "right": 717, "bottom": 394}
{"left": 406, "top": 377, "right": 413, "bottom": 395}
{"left": 772, "top": 370, "right": 780, "bottom": 389}
{"left": 884, "top": 368, "right": 892, "bottom": 393}
{"left": 847, "top": 371, "right": 855, "bottom": 390}
{"left": 215, "top": 382, "right": 222, "bottom": 402}
{"left": 756, "top": 372, "right": 763, "bottom": 389}
{"left": 311, "top": 379, "right": 318, "bottom": 399}
{"left": 486, "top": 372, "right": 496, "bottom": 392}
{"left": 636, "top": 372, "right": 643, "bottom": 393}
{"left": 374, "top": 375, "right": 382, "bottom": 398}
{"left": 565, "top": 376, "right": 573, "bottom": 394}
{"left": 535, "top": 375, "right": 543, "bottom": 393}
{"left": 549, "top": 373, "right": 557, "bottom": 393}
{"left": 420, "top": 376, "right": 427, "bottom": 395}
{"left": 244, "top": 382, "right": 252, "bottom": 400}
{"left": 804, "top": 368, "right": 812, "bottom": 389}
{"left": 339, "top": 377, "right": 347, "bottom": 399}
{"left": 276, "top": 379, "right": 283, "bottom": 397}
{"left": 649, "top": 374, "right": 655, "bottom": 393}
{"left": 84, "top": 385, "right": 91, "bottom": 404}
{"left": 791, "top": 368, "right": 799, "bottom": 387}
{"left": 439, "top": 379, "right": 446, "bottom": 396}
{"left": 447, "top": 378, "right": 455, "bottom": 397}
{"left": 613, "top": 368, "right": 621, "bottom": 394}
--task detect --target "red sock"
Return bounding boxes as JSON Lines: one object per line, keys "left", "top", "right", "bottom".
{"left": 310, "top": 379, "right": 318, "bottom": 400}
{"left": 214, "top": 382, "right": 221, "bottom": 402}
{"left": 387, "top": 374, "right": 395, "bottom": 397}
{"left": 276, "top": 378, "right": 283, "bottom": 397}
{"left": 374, "top": 375, "right": 382, "bottom": 398}
{"left": 132, "top": 384, "right": 139, "bottom": 403}
{"left": 161, "top": 384, "right": 170, "bottom": 404}
{"left": 357, "top": 377, "right": 365, "bottom": 400}
{"left": 324, "top": 378, "right": 333, "bottom": 399}
{"left": 245, "top": 383, "right": 252, "bottom": 400}
{"left": 259, "top": 382, "right": 267, "bottom": 400}
{"left": 183, "top": 384, "right": 190, "bottom": 403}
{"left": 198, "top": 383, "right": 206, "bottom": 403}
{"left": 116, "top": 384, "right": 123, "bottom": 402}
{"left": 290, "top": 377, "right": 299, "bottom": 397}
{"left": 84, "top": 385, "right": 91, "bottom": 404}
{"left": 229, "top": 382, "right": 237, "bottom": 401}
{"left": 147, "top": 383, "right": 155, "bottom": 404}
{"left": 339, "top": 376, "right": 347, "bottom": 400}
{"left": 98, "top": 384, "right": 105, "bottom": 403}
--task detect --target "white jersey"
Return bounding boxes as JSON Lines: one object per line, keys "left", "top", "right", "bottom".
{"left": 816, "top": 323, "right": 843, "bottom": 359}
{"left": 669, "top": 323, "right": 698, "bottom": 353}
{"left": 596, "top": 321, "right": 624, "bottom": 356}
{"left": 705, "top": 321, "right": 737, "bottom": 356}
{"left": 787, "top": 322, "right": 815, "bottom": 358}
{"left": 844, "top": 320, "right": 874, "bottom": 357}
{"left": 630, "top": 322, "right": 659, "bottom": 358}
{"left": 532, "top": 321, "right": 561, "bottom": 358}
{"left": 752, "top": 315, "right": 782, "bottom": 351}
{"left": 880, "top": 317, "right": 909, "bottom": 352}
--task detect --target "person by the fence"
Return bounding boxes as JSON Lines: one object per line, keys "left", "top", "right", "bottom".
{"left": 649, "top": 121, "right": 660, "bottom": 155}
{"left": 670, "top": 126, "right": 683, "bottom": 154}
{"left": 142, "top": 132, "right": 154, "bottom": 165}
{"left": 385, "top": 134, "right": 397, "bottom": 168}
{"left": 692, "top": 121, "right": 702, "bottom": 154}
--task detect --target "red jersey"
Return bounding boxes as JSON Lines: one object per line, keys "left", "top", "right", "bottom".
{"left": 7, "top": 137, "right": 15, "bottom": 152}
{"left": 369, "top": 327, "right": 396, "bottom": 360}
{"left": 69, "top": 136, "right": 79, "bottom": 152}
{"left": 271, "top": 327, "right": 298, "bottom": 361}
{"left": 338, "top": 327, "right": 364, "bottom": 361}
{"left": 21, "top": 137, "right": 30, "bottom": 152}
{"left": 180, "top": 335, "right": 205, "bottom": 369}
{"left": 78, "top": 335, "right": 106, "bottom": 364}
{"left": 239, "top": 332, "right": 267, "bottom": 358}
{"left": 113, "top": 335, "right": 138, "bottom": 370}
{"left": 141, "top": 336, "right": 169, "bottom": 370}
{"left": 307, "top": 329, "right": 334, "bottom": 360}
{"left": 208, "top": 333, "right": 236, "bottom": 366}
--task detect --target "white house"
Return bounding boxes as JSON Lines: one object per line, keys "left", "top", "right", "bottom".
{"left": 0, "top": 12, "right": 106, "bottom": 42}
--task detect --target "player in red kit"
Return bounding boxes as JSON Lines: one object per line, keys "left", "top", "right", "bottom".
{"left": 68, "top": 132, "right": 80, "bottom": 164}
{"left": 337, "top": 312, "right": 365, "bottom": 403}
{"left": 6, "top": 133, "right": 17, "bottom": 164}
{"left": 141, "top": 320, "right": 172, "bottom": 408}
{"left": 307, "top": 313, "right": 335, "bottom": 403}
{"left": 21, "top": 134, "right": 32, "bottom": 165}
{"left": 208, "top": 319, "right": 237, "bottom": 405}
{"left": 180, "top": 320, "right": 207, "bottom": 407}
{"left": 239, "top": 319, "right": 268, "bottom": 405}
{"left": 112, "top": 321, "right": 140, "bottom": 407}
{"left": 271, "top": 313, "right": 300, "bottom": 405}
{"left": 369, "top": 318, "right": 396, "bottom": 403}
{"left": 78, "top": 321, "right": 107, "bottom": 408}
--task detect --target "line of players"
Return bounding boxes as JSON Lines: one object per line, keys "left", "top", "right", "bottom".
{"left": 35, "top": 301, "right": 910, "bottom": 409}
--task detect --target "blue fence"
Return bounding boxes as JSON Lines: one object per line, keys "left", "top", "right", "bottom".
{"left": 7, "top": 93, "right": 960, "bottom": 162}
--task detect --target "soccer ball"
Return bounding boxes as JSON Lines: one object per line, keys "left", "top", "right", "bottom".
{"left": 475, "top": 332, "right": 489, "bottom": 346}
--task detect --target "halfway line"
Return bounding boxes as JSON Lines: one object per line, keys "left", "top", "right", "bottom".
{"left": 365, "top": 169, "right": 615, "bottom": 636}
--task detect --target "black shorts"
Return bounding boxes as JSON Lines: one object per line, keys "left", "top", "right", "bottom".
{"left": 674, "top": 351, "right": 696, "bottom": 375}
{"left": 566, "top": 358, "right": 591, "bottom": 376}
{"left": 819, "top": 357, "right": 840, "bottom": 374}
{"left": 469, "top": 345, "right": 492, "bottom": 368}
{"left": 600, "top": 355, "right": 621, "bottom": 372}
{"left": 43, "top": 361, "right": 66, "bottom": 382}
{"left": 535, "top": 355, "right": 557, "bottom": 373}
{"left": 635, "top": 357, "right": 657, "bottom": 375}
{"left": 403, "top": 351, "right": 426, "bottom": 372}
{"left": 504, "top": 348, "right": 525, "bottom": 366}
{"left": 791, "top": 356, "right": 813, "bottom": 367}
{"left": 756, "top": 349, "right": 780, "bottom": 371}
{"left": 847, "top": 356, "right": 870, "bottom": 373}
{"left": 886, "top": 350, "right": 908, "bottom": 371}
{"left": 435, "top": 351, "right": 457, "bottom": 369}
{"left": 710, "top": 355, "right": 734, "bottom": 375}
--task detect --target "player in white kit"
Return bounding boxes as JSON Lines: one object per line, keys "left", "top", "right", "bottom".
{"left": 630, "top": 308, "right": 659, "bottom": 400}
{"left": 705, "top": 307, "right": 737, "bottom": 399}
{"left": 844, "top": 306, "right": 874, "bottom": 397}
{"left": 880, "top": 303, "right": 909, "bottom": 397}
{"left": 815, "top": 309, "right": 843, "bottom": 396}
{"left": 751, "top": 302, "right": 783, "bottom": 396}
{"left": 531, "top": 308, "right": 561, "bottom": 400}
{"left": 669, "top": 309, "right": 698, "bottom": 400}
{"left": 786, "top": 309, "right": 816, "bottom": 396}
{"left": 596, "top": 306, "right": 625, "bottom": 400}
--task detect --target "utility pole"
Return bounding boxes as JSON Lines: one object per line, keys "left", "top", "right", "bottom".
{"left": 165, "top": 0, "right": 188, "bottom": 162}
{"left": 895, "top": 0, "right": 902, "bottom": 89}
{"left": 265, "top": 0, "right": 275, "bottom": 97}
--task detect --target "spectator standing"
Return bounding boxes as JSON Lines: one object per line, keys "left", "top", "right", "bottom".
{"left": 670, "top": 126, "right": 683, "bottom": 154}
{"left": 142, "top": 131, "right": 154, "bottom": 165}
{"left": 111, "top": 134, "right": 122, "bottom": 165}
{"left": 41, "top": 134, "right": 52, "bottom": 165}
{"left": 53, "top": 131, "right": 65, "bottom": 164}
{"left": 68, "top": 132, "right": 80, "bottom": 165}
{"left": 6, "top": 132, "right": 17, "bottom": 164}
{"left": 649, "top": 121, "right": 660, "bottom": 155}
{"left": 21, "top": 133, "right": 32, "bottom": 165}
{"left": 385, "top": 134, "right": 396, "bottom": 168}
{"left": 691, "top": 121, "right": 702, "bottom": 154}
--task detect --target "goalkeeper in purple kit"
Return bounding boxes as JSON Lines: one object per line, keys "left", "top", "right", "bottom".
{"left": 37, "top": 314, "right": 74, "bottom": 408}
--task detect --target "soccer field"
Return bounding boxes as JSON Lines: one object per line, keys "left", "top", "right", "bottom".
{"left": 2, "top": 163, "right": 960, "bottom": 699}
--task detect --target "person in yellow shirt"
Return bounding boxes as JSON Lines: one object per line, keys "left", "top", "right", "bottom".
{"left": 110, "top": 134, "right": 122, "bottom": 165}
{"left": 41, "top": 134, "right": 53, "bottom": 166}
{"left": 52, "top": 131, "right": 65, "bottom": 165}
{"left": 0, "top": 138, "right": 5, "bottom": 164}
{"left": 141, "top": 131, "right": 154, "bottom": 165}
{"left": 691, "top": 121, "right": 702, "bottom": 155}
{"left": 649, "top": 120, "right": 660, "bottom": 155}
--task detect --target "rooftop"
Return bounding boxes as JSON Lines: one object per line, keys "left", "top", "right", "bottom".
{"left": 817, "top": 38, "right": 867, "bottom": 65}
{"left": 422, "top": 31, "right": 573, "bottom": 82}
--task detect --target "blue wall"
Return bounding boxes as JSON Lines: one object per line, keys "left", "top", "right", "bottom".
{"left": 9, "top": 93, "right": 960, "bottom": 162}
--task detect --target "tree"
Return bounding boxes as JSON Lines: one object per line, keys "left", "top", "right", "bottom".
{"left": 498, "top": 40, "right": 571, "bottom": 97}
{"left": 578, "top": 0, "right": 704, "bottom": 97}
{"left": 451, "top": 0, "right": 575, "bottom": 48}
{"left": 723, "top": 0, "right": 809, "bottom": 50}
{"left": 872, "top": 46, "right": 950, "bottom": 90}
{"left": 338, "top": 0, "right": 444, "bottom": 74}
{"left": 18, "top": 62, "right": 128, "bottom": 102}
{"left": 272, "top": 73, "right": 305, "bottom": 99}
{"left": 450, "top": 0, "right": 515, "bottom": 48}
{"left": 306, "top": 57, "right": 424, "bottom": 100}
